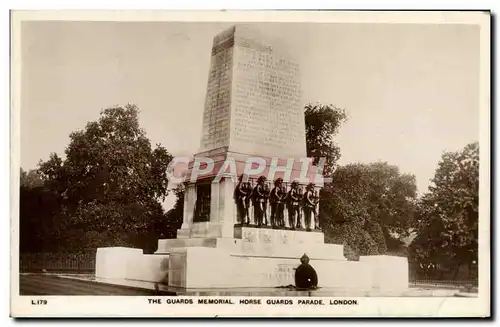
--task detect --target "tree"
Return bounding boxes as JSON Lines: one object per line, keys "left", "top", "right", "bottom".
{"left": 19, "top": 168, "right": 62, "bottom": 253}
{"left": 20, "top": 168, "right": 44, "bottom": 189}
{"left": 304, "top": 103, "right": 347, "bottom": 176}
{"left": 321, "top": 162, "right": 418, "bottom": 260}
{"left": 158, "top": 184, "right": 185, "bottom": 239}
{"left": 409, "top": 142, "right": 479, "bottom": 279}
{"left": 33, "top": 104, "right": 173, "bottom": 252}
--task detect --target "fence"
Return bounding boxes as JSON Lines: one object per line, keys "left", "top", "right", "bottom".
{"left": 20, "top": 252, "right": 96, "bottom": 273}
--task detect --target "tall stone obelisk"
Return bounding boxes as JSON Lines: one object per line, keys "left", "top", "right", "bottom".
{"left": 199, "top": 25, "right": 307, "bottom": 159}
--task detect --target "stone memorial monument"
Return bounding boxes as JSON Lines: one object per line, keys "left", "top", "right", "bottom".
{"left": 95, "top": 25, "right": 409, "bottom": 292}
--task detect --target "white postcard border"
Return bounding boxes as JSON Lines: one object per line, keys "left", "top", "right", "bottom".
{"left": 9, "top": 10, "right": 491, "bottom": 318}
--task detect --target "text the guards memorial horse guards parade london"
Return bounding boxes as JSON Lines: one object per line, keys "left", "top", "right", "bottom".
{"left": 95, "top": 25, "right": 409, "bottom": 291}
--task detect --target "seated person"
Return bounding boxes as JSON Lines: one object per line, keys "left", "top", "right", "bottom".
{"left": 294, "top": 253, "right": 318, "bottom": 289}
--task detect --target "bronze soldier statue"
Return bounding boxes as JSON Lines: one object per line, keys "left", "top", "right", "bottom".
{"left": 270, "top": 178, "right": 286, "bottom": 228}
{"left": 262, "top": 181, "right": 271, "bottom": 226}
{"left": 287, "top": 181, "right": 302, "bottom": 229}
{"left": 313, "top": 188, "right": 320, "bottom": 230}
{"left": 297, "top": 185, "right": 304, "bottom": 228}
{"left": 234, "top": 175, "right": 251, "bottom": 225}
{"left": 252, "top": 176, "right": 267, "bottom": 227}
{"left": 302, "top": 183, "right": 316, "bottom": 231}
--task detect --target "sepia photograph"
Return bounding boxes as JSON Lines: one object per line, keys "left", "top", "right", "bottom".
{"left": 10, "top": 10, "right": 490, "bottom": 317}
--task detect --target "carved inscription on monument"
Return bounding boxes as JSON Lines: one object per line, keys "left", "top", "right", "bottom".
{"left": 276, "top": 264, "right": 295, "bottom": 285}
{"left": 200, "top": 35, "right": 233, "bottom": 152}
{"left": 243, "top": 230, "right": 256, "bottom": 243}
{"left": 231, "top": 37, "right": 306, "bottom": 156}
{"left": 199, "top": 26, "right": 307, "bottom": 156}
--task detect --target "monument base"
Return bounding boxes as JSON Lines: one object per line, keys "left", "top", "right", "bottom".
{"left": 167, "top": 247, "right": 368, "bottom": 289}
{"left": 95, "top": 227, "right": 409, "bottom": 291}
{"left": 157, "top": 226, "right": 345, "bottom": 260}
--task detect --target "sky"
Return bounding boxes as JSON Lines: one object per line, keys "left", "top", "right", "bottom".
{"left": 20, "top": 21, "right": 480, "bottom": 209}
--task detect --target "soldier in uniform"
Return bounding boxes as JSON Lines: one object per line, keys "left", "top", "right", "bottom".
{"left": 297, "top": 185, "right": 304, "bottom": 228}
{"left": 243, "top": 179, "right": 252, "bottom": 224}
{"left": 287, "top": 181, "right": 302, "bottom": 229}
{"left": 313, "top": 188, "right": 321, "bottom": 230}
{"left": 262, "top": 181, "right": 271, "bottom": 226}
{"left": 302, "top": 183, "right": 316, "bottom": 231}
{"left": 234, "top": 175, "right": 251, "bottom": 225}
{"left": 252, "top": 176, "right": 267, "bottom": 227}
{"left": 269, "top": 178, "right": 286, "bottom": 228}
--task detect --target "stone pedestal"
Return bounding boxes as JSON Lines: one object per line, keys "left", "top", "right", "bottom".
{"left": 154, "top": 226, "right": 350, "bottom": 288}
{"left": 95, "top": 247, "right": 170, "bottom": 283}
{"left": 359, "top": 255, "right": 409, "bottom": 291}
{"left": 165, "top": 245, "right": 372, "bottom": 289}
{"left": 157, "top": 226, "right": 345, "bottom": 260}
{"left": 95, "top": 225, "right": 409, "bottom": 291}
{"left": 96, "top": 240, "right": 408, "bottom": 291}
{"left": 95, "top": 247, "right": 143, "bottom": 280}
{"left": 177, "top": 178, "right": 237, "bottom": 239}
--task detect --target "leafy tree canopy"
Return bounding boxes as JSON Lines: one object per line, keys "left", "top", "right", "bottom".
{"left": 20, "top": 168, "right": 44, "bottom": 189}
{"left": 28, "top": 104, "right": 174, "bottom": 252}
{"left": 409, "top": 142, "right": 479, "bottom": 279}
{"left": 322, "top": 162, "right": 418, "bottom": 259}
{"left": 304, "top": 103, "right": 347, "bottom": 176}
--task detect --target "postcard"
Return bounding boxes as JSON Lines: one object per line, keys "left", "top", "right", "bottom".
{"left": 10, "top": 10, "right": 490, "bottom": 318}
